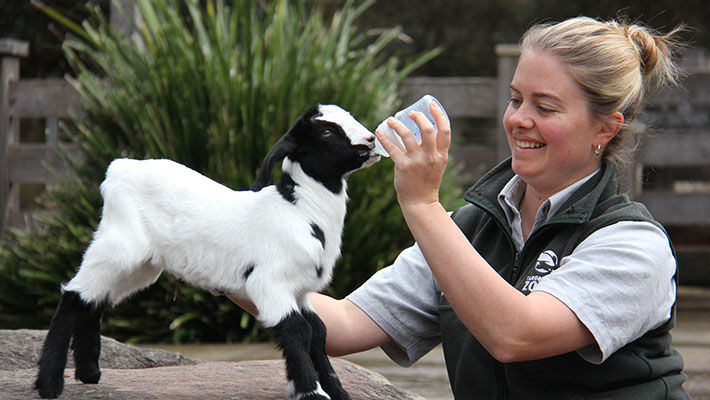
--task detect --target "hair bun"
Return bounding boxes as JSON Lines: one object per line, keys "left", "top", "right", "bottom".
{"left": 623, "top": 22, "right": 684, "bottom": 87}
{"left": 627, "top": 27, "right": 659, "bottom": 76}
{"left": 624, "top": 26, "right": 667, "bottom": 79}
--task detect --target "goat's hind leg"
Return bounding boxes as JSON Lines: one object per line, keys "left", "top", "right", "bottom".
{"left": 35, "top": 291, "right": 100, "bottom": 398}
{"left": 65, "top": 260, "right": 159, "bottom": 386}
{"left": 303, "top": 310, "right": 350, "bottom": 400}
{"left": 36, "top": 236, "right": 156, "bottom": 398}
{"left": 72, "top": 299, "right": 106, "bottom": 384}
{"left": 274, "top": 312, "right": 331, "bottom": 400}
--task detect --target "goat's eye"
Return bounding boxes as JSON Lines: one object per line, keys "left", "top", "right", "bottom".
{"left": 321, "top": 129, "right": 333, "bottom": 138}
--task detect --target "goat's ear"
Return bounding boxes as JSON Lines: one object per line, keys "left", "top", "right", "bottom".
{"left": 250, "top": 134, "right": 297, "bottom": 191}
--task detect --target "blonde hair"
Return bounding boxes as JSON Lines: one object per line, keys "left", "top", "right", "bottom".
{"left": 520, "top": 16, "right": 686, "bottom": 167}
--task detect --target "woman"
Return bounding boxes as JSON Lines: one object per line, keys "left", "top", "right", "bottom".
{"left": 232, "top": 16, "right": 690, "bottom": 399}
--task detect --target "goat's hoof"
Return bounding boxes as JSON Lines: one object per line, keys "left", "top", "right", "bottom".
{"left": 75, "top": 365, "right": 101, "bottom": 384}
{"left": 326, "top": 388, "right": 350, "bottom": 400}
{"left": 321, "top": 377, "right": 350, "bottom": 400}
{"left": 299, "top": 394, "right": 330, "bottom": 400}
{"left": 35, "top": 373, "right": 64, "bottom": 399}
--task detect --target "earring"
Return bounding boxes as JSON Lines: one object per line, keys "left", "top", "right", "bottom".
{"left": 594, "top": 143, "right": 602, "bottom": 156}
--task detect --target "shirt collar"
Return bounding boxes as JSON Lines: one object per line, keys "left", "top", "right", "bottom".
{"left": 498, "top": 169, "right": 601, "bottom": 229}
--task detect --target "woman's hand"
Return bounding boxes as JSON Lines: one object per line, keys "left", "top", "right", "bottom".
{"left": 375, "top": 102, "right": 451, "bottom": 211}
{"left": 228, "top": 293, "right": 391, "bottom": 357}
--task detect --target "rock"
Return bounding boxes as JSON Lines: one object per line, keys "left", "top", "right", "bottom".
{"left": 0, "top": 329, "right": 199, "bottom": 370}
{"left": 0, "top": 329, "right": 425, "bottom": 400}
{"left": 2, "top": 360, "right": 424, "bottom": 400}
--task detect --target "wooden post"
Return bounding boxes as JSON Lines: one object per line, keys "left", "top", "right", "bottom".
{"left": 0, "top": 39, "right": 29, "bottom": 235}
{"left": 494, "top": 44, "right": 520, "bottom": 163}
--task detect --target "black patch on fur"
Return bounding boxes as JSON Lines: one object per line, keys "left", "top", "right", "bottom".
{"left": 72, "top": 300, "right": 105, "bottom": 385}
{"left": 243, "top": 264, "right": 256, "bottom": 280}
{"left": 315, "top": 266, "right": 324, "bottom": 279}
{"left": 302, "top": 310, "right": 350, "bottom": 399}
{"left": 36, "top": 291, "right": 106, "bottom": 399}
{"left": 273, "top": 312, "right": 321, "bottom": 397}
{"left": 310, "top": 223, "right": 325, "bottom": 249}
{"left": 276, "top": 172, "right": 297, "bottom": 204}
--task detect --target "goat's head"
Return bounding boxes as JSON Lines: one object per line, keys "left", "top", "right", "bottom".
{"left": 251, "top": 105, "right": 380, "bottom": 192}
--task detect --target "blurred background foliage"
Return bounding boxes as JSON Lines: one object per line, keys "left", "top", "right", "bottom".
{"left": 0, "top": 0, "right": 707, "bottom": 344}
{"left": 0, "top": 0, "right": 454, "bottom": 343}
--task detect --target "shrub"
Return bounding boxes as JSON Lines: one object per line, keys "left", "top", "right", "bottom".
{"left": 0, "top": 0, "right": 459, "bottom": 343}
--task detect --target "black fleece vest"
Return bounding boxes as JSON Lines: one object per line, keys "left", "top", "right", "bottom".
{"left": 440, "top": 159, "right": 689, "bottom": 399}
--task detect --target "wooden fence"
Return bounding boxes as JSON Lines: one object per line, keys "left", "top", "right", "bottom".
{"left": 0, "top": 39, "right": 82, "bottom": 230}
{"left": 2, "top": 34, "right": 710, "bottom": 283}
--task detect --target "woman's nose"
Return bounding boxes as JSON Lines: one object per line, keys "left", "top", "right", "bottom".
{"left": 507, "top": 104, "right": 534, "bottom": 129}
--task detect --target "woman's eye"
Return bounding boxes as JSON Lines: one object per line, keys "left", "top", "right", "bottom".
{"left": 538, "top": 105, "right": 556, "bottom": 114}
{"left": 509, "top": 98, "right": 521, "bottom": 106}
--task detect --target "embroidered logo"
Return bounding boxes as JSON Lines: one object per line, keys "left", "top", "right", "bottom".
{"left": 534, "top": 250, "right": 559, "bottom": 274}
{"left": 522, "top": 249, "right": 560, "bottom": 293}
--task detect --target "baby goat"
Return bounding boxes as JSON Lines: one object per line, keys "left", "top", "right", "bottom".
{"left": 35, "top": 104, "right": 380, "bottom": 400}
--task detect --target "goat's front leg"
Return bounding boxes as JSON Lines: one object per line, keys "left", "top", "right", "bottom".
{"left": 302, "top": 310, "right": 350, "bottom": 400}
{"left": 274, "top": 312, "right": 330, "bottom": 400}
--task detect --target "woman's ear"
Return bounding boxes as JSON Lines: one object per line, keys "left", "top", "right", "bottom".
{"left": 597, "top": 111, "right": 624, "bottom": 145}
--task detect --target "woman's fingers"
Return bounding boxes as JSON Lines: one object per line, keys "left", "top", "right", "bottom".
{"left": 387, "top": 116, "right": 420, "bottom": 152}
{"left": 430, "top": 102, "right": 451, "bottom": 153}
{"left": 378, "top": 106, "right": 450, "bottom": 169}
{"left": 396, "top": 106, "right": 450, "bottom": 155}
{"left": 408, "top": 111, "right": 437, "bottom": 152}
{"left": 374, "top": 123, "right": 404, "bottom": 159}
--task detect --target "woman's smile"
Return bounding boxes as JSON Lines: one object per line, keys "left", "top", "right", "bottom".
{"left": 514, "top": 139, "right": 546, "bottom": 150}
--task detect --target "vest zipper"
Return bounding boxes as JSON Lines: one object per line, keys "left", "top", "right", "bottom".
{"left": 510, "top": 252, "right": 522, "bottom": 284}
{"left": 467, "top": 198, "right": 519, "bottom": 283}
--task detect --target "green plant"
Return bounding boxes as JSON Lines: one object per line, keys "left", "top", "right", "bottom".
{"left": 0, "top": 0, "right": 458, "bottom": 343}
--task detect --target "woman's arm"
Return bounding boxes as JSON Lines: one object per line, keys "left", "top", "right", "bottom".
{"left": 375, "top": 104, "right": 594, "bottom": 363}
{"left": 409, "top": 210, "right": 593, "bottom": 362}
{"left": 308, "top": 293, "right": 392, "bottom": 356}
{"left": 227, "top": 293, "right": 391, "bottom": 357}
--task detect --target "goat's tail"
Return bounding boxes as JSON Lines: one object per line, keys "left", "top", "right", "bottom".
{"left": 35, "top": 291, "right": 106, "bottom": 399}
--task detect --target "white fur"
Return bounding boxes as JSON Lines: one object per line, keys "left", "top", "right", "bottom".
{"left": 63, "top": 105, "right": 378, "bottom": 328}
{"left": 288, "top": 380, "right": 330, "bottom": 400}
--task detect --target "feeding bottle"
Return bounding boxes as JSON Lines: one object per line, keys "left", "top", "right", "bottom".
{"left": 373, "top": 94, "right": 449, "bottom": 157}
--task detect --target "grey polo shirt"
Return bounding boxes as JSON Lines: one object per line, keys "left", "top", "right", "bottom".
{"left": 347, "top": 173, "right": 677, "bottom": 366}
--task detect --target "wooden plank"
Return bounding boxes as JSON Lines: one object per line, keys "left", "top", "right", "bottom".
{"left": 9, "top": 79, "right": 83, "bottom": 118}
{"left": 0, "top": 39, "right": 29, "bottom": 58}
{"left": 401, "top": 76, "right": 497, "bottom": 119}
{"left": 636, "top": 192, "right": 710, "bottom": 227}
{"left": 676, "top": 245, "right": 710, "bottom": 286}
{"left": 1, "top": 54, "right": 22, "bottom": 235}
{"left": 6, "top": 143, "right": 83, "bottom": 184}
{"left": 646, "top": 73, "right": 710, "bottom": 107}
{"left": 495, "top": 44, "right": 519, "bottom": 162}
{"left": 641, "top": 129, "right": 710, "bottom": 167}
{"left": 5, "top": 209, "right": 35, "bottom": 230}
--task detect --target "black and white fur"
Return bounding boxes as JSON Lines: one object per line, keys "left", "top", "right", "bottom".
{"left": 35, "top": 105, "right": 380, "bottom": 399}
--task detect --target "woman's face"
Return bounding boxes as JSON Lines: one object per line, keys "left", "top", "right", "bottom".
{"left": 503, "top": 49, "right": 615, "bottom": 195}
